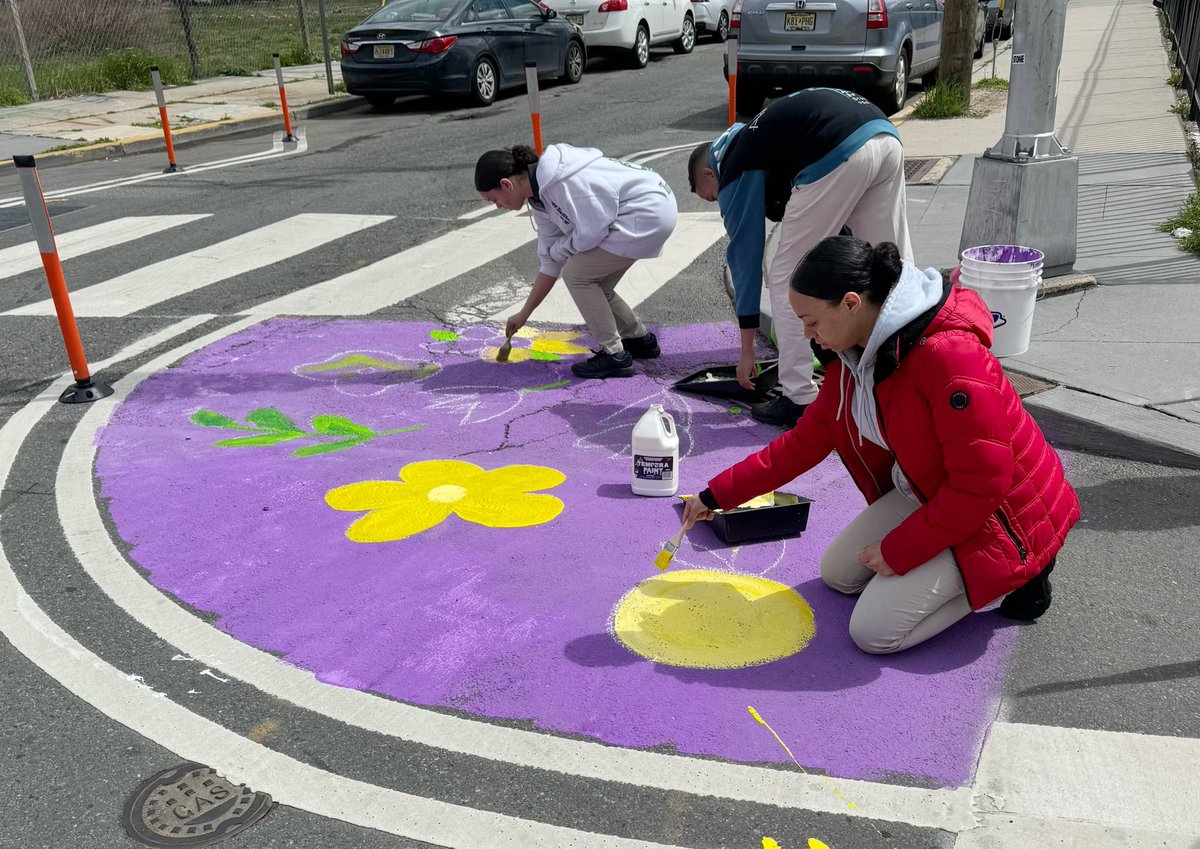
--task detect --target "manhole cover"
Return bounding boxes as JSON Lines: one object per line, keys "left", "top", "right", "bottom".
{"left": 904, "top": 157, "right": 939, "bottom": 183}
{"left": 122, "top": 763, "right": 272, "bottom": 847}
{"left": 1005, "top": 369, "right": 1054, "bottom": 398}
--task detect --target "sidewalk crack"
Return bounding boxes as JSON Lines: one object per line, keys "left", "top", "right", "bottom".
{"left": 1035, "top": 287, "right": 1089, "bottom": 337}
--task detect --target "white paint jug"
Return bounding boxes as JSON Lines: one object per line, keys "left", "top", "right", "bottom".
{"left": 631, "top": 404, "right": 679, "bottom": 497}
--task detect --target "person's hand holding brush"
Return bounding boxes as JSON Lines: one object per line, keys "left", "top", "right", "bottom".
{"left": 682, "top": 495, "right": 715, "bottom": 530}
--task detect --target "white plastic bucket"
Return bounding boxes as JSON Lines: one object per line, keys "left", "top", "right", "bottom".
{"left": 959, "top": 245, "right": 1045, "bottom": 358}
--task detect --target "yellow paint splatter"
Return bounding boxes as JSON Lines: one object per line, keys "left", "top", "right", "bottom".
{"left": 482, "top": 328, "right": 590, "bottom": 363}
{"left": 808, "top": 840, "right": 831, "bottom": 849}
{"left": 748, "top": 706, "right": 857, "bottom": 811}
{"left": 612, "top": 571, "right": 814, "bottom": 668}
{"left": 247, "top": 719, "right": 279, "bottom": 743}
{"left": 762, "top": 839, "right": 782, "bottom": 849}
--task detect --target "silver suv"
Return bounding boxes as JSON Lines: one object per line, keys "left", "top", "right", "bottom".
{"left": 728, "top": 0, "right": 943, "bottom": 115}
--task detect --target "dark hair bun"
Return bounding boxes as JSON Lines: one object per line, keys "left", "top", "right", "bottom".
{"left": 868, "top": 242, "right": 903, "bottom": 298}
{"left": 510, "top": 144, "right": 539, "bottom": 170}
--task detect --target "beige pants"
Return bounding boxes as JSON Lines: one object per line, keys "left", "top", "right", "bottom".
{"left": 766, "top": 133, "right": 915, "bottom": 405}
{"left": 821, "top": 488, "right": 971, "bottom": 654}
{"left": 562, "top": 248, "right": 647, "bottom": 355}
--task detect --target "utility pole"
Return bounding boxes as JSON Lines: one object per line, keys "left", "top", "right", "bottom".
{"left": 959, "top": 0, "right": 1077, "bottom": 275}
{"left": 6, "top": 0, "right": 37, "bottom": 101}
{"left": 938, "top": 0, "right": 976, "bottom": 107}
{"left": 316, "top": 0, "right": 335, "bottom": 95}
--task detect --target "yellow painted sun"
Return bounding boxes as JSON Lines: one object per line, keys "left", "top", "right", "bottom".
{"left": 612, "top": 570, "right": 815, "bottom": 669}
{"left": 482, "top": 327, "right": 591, "bottom": 363}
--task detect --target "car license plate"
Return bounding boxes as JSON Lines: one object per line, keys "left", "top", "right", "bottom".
{"left": 374, "top": 44, "right": 395, "bottom": 59}
{"left": 566, "top": 11, "right": 585, "bottom": 25}
{"left": 784, "top": 11, "right": 815, "bottom": 30}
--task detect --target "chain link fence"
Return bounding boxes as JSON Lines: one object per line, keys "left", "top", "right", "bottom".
{"left": 1, "top": 0, "right": 384, "bottom": 105}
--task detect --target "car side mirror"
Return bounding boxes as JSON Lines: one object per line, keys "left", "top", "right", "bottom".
{"left": 543, "top": 6, "right": 557, "bottom": 17}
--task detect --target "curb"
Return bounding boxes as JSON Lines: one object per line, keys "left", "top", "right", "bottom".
{"left": 0, "top": 95, "right": 359, "bottom": 170}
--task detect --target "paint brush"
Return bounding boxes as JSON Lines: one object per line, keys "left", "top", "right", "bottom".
{"left": 496, "top": 332, "right": 513, "bottom": 362}
{"left": 653, "top": 525, "right": 686, "bottom": 571}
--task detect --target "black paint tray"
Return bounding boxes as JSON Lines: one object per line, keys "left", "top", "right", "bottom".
{"left": 711, "top": 490, "right": 812, "bottom": 544}
{"left": 672, "top": 360, "right": 779, "bottom": 404}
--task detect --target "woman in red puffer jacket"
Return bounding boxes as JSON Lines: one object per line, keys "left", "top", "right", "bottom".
{"left": 682, "top": 236, "right": 1080, "bottom": 654}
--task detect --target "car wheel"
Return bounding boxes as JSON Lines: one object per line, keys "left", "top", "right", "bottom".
{"left": 715, "top": 10, "right": 730, "bottom": 42}
{"left": 470, "top": 56, "right": 498, "bottom": 106}
{"left": 673, "top": 13, "right": 695, "bottom": 54}
{"left": 880, "top": 49, "right": 907, "bottom": 114}
{"left": 365, "top": 94, "right": 395, "bottom": 109}
{"left": 562, "top": 40, "right": 585, "bottom": 83}
{"left": 735, "top": 80, "right": 765, "bottom": 116}
{"left": 630, "top": 23, "right": 650, "bottom": 68}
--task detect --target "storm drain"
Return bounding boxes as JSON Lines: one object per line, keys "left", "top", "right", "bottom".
{"left": 903, "top": 156, "right": 953, "bottom": 185}
{"left": 1005, "top": 369, "right": 1054, "bottom": 398}
{"left": 122, "top": 763, "right": 272, "bottom": 847}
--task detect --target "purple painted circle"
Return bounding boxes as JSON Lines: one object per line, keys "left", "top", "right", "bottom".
{"left": 95, "top": 319, "right": 1015, "bottom": 786}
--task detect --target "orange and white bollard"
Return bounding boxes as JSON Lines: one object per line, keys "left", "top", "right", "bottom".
{"left": 273, "top": 53, "right": 297, "bottom": 143}
{"left": 525, "top": 61, "right": 543, "bottom": 155}
{"left": 150, "top": 65, "right": 181, "bottom": 173}
{"left": 11, "top": 155, "right": 113, "bottom": 405}
{"left": 727, "top": 34, "right": 738, "bottom": 125}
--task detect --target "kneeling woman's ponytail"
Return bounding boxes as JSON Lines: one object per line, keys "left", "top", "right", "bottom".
{"left": 474, "top": 144, "right": 540, "bottom": 191}
{"left": 790, "top": 235, "right": 903, "bottom": 306}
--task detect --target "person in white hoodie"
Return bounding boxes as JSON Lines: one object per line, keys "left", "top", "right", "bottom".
{"left": 475, "top": 143, "right": 678, "bottom": 379}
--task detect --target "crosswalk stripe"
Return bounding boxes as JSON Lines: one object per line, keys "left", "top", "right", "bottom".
{"left": 488, "top": 212, "right": 725, "bottom": 325}
{"left": 248, "top": 211, "right": 536, "bottom": 316}
{"left": 3, "top": 213, "right": 393, "bottom": 318}
{"left": 0, "top": 215, "right": 212, "bottom": 281}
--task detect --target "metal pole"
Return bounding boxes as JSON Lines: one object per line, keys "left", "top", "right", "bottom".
{"left": 315, "top": 0, "right": 335, "bottom": 95}
{"left": 151, "top": 66, "right": 182, "bottom": 173}
{"left": 992, "top": 0, "right": 1067, "bottom": 160}
{"left": 295, "top": 0, "right": 311, "bottom": 56}
{"left": 726, "top": 35, "right": 737, "bottom": 125}
{"left": 274, "top": 54, "right": 297, "bottom": 142}
{"left": 6, "top": 0, "right": 37, "bottom": 101}
{"left": 525, "top": 61, "right": 543, "bottom": 154}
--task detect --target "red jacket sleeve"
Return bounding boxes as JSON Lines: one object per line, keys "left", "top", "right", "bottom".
{"left": 880, "top": 336, "right": 1015, "bottom": 573}
{"left": 706, "top": 363, "right": 840, "bottom": 510}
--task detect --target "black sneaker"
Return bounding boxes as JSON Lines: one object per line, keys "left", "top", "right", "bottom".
{"left": 749, "top": 394, "right": 808, "bottom": 427}
{"left": 622, "top": 332, "right": 660, "bottom": 360}
{"left": 998, "top": 559, "right": 1055, "bottom": 621}
{"left": 571, "top": 349, "right": 635, "bottom": 379}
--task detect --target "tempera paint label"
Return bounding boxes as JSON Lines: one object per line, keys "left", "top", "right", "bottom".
{"left": 634, "top": 454, "right": 674, "bottom": 481}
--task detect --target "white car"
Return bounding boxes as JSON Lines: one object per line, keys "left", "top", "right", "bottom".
{"left": 542, "top": 0, "right": 696, "bottom": 67}
{"left": 689, "top": 0, "right": 732, "bottom": 42}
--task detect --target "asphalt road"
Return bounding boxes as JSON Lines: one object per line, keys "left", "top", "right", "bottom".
{"left": 0, "top": 39, "right": 1197, "bottom": 849}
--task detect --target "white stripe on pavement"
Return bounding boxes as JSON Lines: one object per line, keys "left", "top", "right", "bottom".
{"left": 0, "top": 215, "right": 211, "bottom": 281}
{"left": 489, "top": 212, "right": 725, "bottom": 324}
{"left": 251, "top": 210, "right": 535, "bottom": 316}
{"left": 4, "top": 213, "right": 392, "bottom": 317}
{"left": 50, "top": 315, "right": 976, "bottom": 833}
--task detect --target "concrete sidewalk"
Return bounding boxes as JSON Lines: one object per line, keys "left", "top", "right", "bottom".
{"left": 0, "top": 62, "right": 353, "bottom": 164}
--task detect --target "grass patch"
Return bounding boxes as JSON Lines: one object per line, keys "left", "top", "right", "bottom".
{"left": 45, "top": 137, "right": 115, "bottom": 152}
{"left": 1159, "top": 192, "right": 1200, "bottom": 255}
{"left": 1168, "top": 67, "right": 1183, "bottom": 87}
{"left": 1170, "top": 93, "right": 1191, "bottom": 117}
{"left": 0, "top": 51, "right": 187, "bottom": 101}
{"left": 912, "top": 83, "right": 969, "bottom": 119}
{"left": 974, "top": 76, "right": 1009, "bottom": 91}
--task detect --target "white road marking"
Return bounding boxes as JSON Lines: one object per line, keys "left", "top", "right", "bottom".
{"left": 459, "top": 203, "right": 499, "bottom": 220}
{"left": 250, "top": 210, "right": 535, "bottom": 316}
{"left": 4, "top": 213, "right": 392, "bottom": 317}
{"left": 0, "top": 215, "right": 212, "bottom": 281}
{"left": 489, "top": 212, "right": 725, "bottom": 324}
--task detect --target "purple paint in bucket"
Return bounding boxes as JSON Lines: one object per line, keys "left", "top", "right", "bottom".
{"left": 961, "top": 245, "right": 1045, "bottom": 266}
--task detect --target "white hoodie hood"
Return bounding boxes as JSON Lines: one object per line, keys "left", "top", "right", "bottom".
{"left": 530, "top": 143, "right": 677, "bottom": 277}
{"left": 836, "top": 262, "right": 944, "bottom": 449}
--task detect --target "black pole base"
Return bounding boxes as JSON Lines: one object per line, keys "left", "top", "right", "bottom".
{"left": 59, "top": 379, "right": 114, "bottom": 405}
{"left": 283, "top": 134, "right": 297, "bottom": 143}
{"left": 163, "top": 163, "right": 182, "bottom": 174}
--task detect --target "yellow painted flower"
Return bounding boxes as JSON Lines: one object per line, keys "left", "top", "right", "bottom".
{"left": 482, "top": 327, "right": 591, "bottom": 363}
{"left": 326, "top": 459, "right": 566, "bottom": 543}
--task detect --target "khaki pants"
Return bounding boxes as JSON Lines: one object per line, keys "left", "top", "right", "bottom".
{"left": 821, "top": 488, "right": 971, "bottom": 654}
{"left": 766, "top": 134, "right": 915, "bottom": 405}
{"left": 562, "top": 248, "right": 647, "bottom": 355}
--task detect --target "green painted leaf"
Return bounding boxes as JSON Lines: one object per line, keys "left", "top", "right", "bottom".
{"left": 291, "top": 437, "right": 370, "bottom": 457}
{"left": 244, "top": 407, "right": 303, "bottom": 433}
{"left": 213, "top": 433, "right": 303, "bottom": 448}
{"left": 377, "top": 424, "right": 427, "bottom": 435}
{"left": 190, "top": 410, "right": 251, "bottom": 430}
{"left": 528, "top": 350, "right": 560, "bottom": 362}
{"left": 310, "top": 415, "right": 373, "bottom": 436}
{"left": 429, "top": 330, "right": 459, "bottom": 341}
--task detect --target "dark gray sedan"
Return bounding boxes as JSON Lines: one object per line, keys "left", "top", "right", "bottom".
{"left": 340, "top": 0, "right": 587, "bottom": 107}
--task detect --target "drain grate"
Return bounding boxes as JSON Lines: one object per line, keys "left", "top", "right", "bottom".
{"left": 122, "top": 763, "right": 272, "bottom": 848}
{"left": 903, "top": 157, "right": 940, "bottom": 183}
{"left": 1005, "top": 369, "right": 1054, "bottom": 398}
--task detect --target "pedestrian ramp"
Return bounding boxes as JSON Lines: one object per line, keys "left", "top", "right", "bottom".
{"left": 0, "top": 209, "right": 726, "bottom": 321}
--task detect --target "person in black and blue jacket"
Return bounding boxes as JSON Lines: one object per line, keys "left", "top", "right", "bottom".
{"left": 688, "top": 88, "right": 914, "bottom": 427}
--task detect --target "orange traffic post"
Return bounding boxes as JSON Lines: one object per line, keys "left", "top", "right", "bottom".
{"left": 150, "top": 65, "right": 182, "bottom": 173}
{"left": 273, "top": 53, "right": 297, "bottom": 143}
{"left": 525, "top": 61, "right": 543, "bottom": 155}
{"left": 727, "top": 34, "right": 738, "bottom": 125}
{"left": 11, "top": 155, "right": 113, "bottom": 405}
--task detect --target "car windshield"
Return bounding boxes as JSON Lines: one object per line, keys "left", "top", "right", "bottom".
{"left": 364, "top": 0, "right": 463, "bottom": 24}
